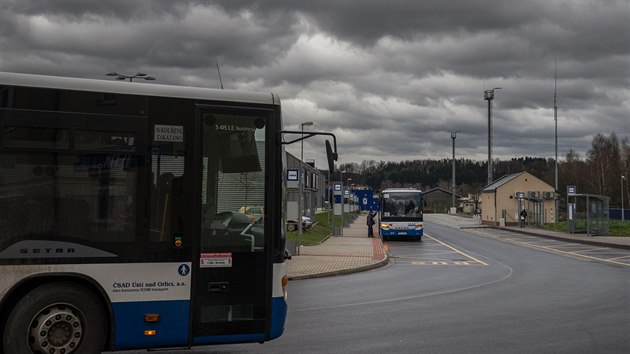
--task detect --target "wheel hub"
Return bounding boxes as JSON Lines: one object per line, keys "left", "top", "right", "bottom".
{"left": 29, "top": 304, "right": 83, "bottom": 354}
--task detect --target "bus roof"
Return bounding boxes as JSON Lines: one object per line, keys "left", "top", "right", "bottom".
{"left": 381, "top": 188, "right": 422, "bottom": 194}
{"left": 0, "top": 71, "right": 280, "bottom": 106}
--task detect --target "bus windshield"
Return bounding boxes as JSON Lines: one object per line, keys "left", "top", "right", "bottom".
{"left": 381, "top": 191, "right": 422, "bottom": 218}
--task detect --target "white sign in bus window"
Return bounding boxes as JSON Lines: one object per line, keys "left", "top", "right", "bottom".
{"left": 200, "top": 252, "right": 233, "bottom": 268}
{"left": 154, "top": 125, "right": 184, "bottom": 142}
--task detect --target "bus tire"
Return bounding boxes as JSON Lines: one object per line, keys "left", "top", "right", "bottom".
{"left": 3, "top": 282, "right": 107, "bottom": 354}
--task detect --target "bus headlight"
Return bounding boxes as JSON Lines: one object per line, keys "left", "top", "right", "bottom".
{"left": 380, "top": 223, "right": 389, "bottom": 230}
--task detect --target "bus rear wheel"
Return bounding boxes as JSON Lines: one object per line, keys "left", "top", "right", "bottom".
{"left": 3, "top": 282, "right": 106, "bottom": 354}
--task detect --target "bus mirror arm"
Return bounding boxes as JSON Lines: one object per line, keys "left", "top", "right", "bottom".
{"left": 278, "top": 131, "right": 338, "bottom": 171}
{"left": 278, "top": 131, "right": 337, "bottom": 157}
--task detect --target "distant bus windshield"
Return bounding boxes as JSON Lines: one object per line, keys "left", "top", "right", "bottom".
{"left": 381, "top": 191, "right": 423, "bottom": 218}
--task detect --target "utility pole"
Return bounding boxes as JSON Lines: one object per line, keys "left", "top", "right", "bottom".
{"left": 297, "top": 121, "right": 313, "bottom": 254}
{"left": 451, "top": 131, "right": 458, "bottom": 212}
{"left": 554, "top": 58, "right": 559, "bottom": 222}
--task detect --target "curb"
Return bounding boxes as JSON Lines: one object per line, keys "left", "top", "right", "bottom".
{"left": 287, "top": 254, "right": 389, "bottom": 281}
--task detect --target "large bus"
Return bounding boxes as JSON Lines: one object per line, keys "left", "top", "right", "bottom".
{"left": 0, "top": 72, "right": 337, "bottom": 353}
{"left": 379, "top": 188, "right": 424, "bottom": 241}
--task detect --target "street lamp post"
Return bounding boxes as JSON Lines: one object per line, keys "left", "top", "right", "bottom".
{"left": 340, "top": 170, "right": 346, "bottom": 235}
{"left": 326, "top": 171, "right": 335, "bottom": 224}
{"left": 622, "top": 175, "right": 626, "bottom": 222}
{"left": 451, "top": 131, "right": 458, "bottom": 212}
{"left": 297, "top": 121, "right": 313, "bottom": 253}
{"left": 106, "top": 72, "right": 156, "bottom": 82}
{"left": 484, "top": 87, "right": 502, "bottom": 185}
{"left": 347, "top": 178, "right": 352, "bottom": 216}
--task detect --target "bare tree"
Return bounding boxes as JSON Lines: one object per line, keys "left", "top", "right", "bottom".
{"left": 586, "top": 132, "right": 621, "bottom": 198}
{"left": 237, "top": 172, "right": 259, "bottom": 209}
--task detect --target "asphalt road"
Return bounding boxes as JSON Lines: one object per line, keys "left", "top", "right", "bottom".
{"left": 117, "top": 219, "right": 630, "bottom": 354}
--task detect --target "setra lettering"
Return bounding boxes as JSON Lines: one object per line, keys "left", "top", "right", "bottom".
{"left": 19, "top": 248, "right": 76, "bottom": 254}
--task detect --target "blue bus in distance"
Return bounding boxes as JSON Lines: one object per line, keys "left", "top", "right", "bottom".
{"left": 379, "top": 188, "right": 423, "bottom": 241}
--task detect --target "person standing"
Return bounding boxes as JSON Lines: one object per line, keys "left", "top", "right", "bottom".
{"left": 367, "top": 211, "right": 376, "bottom": 237}
{"left": 520, "top": 208, "right": 528, "bottom": 228}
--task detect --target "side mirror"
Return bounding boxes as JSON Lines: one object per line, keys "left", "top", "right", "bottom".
{"left": 326, "top": 140, "right": 337, "bottom": 173}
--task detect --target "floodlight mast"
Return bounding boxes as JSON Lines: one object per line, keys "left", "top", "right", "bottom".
{"left": 484, "top": 87, "right": 502, "bottom": 185}
{"left": 451, "top": 131, "right": 460, "bottom": 211}
{"left": 554, "top": 58, "right": 559, "bottom": 222}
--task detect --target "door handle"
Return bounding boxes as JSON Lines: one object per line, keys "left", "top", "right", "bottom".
{"left": 208, "top": 282, "right": 229, "bottom": 293}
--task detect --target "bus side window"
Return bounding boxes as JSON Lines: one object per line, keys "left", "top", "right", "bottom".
{"left": 149, "top": 152, "right": 185, "bottom": 243}
{"left": 157, "top": 174, "right": 184, "bottom": 242}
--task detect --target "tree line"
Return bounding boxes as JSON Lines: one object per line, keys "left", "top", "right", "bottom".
{"left": 337, "top": 132, "right": 630, "bottom": 207}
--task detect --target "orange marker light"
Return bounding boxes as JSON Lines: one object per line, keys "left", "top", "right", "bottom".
{"left": 281, "top": 275, "right": 289, "bottom": 287}
{"left": 144, "top": 314, "right": 160, "bottom": 322}
{"left": 282, "top": 275, "right": 289, "bottom": 300}
{"left": 144, "top": 330, "right": 157, "bottom": 336}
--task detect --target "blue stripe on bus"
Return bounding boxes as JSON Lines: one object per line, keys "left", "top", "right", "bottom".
{"left": 270, "top": 296, "right": 288, "bottom": 339}
{"left": 381, "top": 229, "right": 423, "bottom": 236}
{"left": 112, "top": 300, "right": 189, "bottom": 349}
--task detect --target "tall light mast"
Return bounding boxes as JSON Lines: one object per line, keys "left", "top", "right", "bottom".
{"left": 554, "top": 59, "right": 559, "bottom": 222}
{"left": 484, "top": 87, "right": 502, "bottom": 185}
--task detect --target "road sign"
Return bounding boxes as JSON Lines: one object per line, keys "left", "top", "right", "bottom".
{"left": 287, "top": 169, "right": 299, "bottom": 182}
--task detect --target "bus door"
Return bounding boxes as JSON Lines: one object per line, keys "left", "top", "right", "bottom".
{"left": 192, "top": 106, "right": 271, "bottom": 343}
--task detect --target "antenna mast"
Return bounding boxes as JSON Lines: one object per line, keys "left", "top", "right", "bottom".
{"left": 216, "top": 63, "right": 224, "bottom": 89}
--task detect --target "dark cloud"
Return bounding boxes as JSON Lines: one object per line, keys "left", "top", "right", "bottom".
{"left": 0, "top": 0, "right": 628, "bottom": 166}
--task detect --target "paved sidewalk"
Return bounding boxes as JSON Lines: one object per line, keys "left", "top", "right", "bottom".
{"left": 286, "top": 213, "right": 630, "bottom": 280}
{"left": 286, "top": 214, "right": 386, "bottom": 279}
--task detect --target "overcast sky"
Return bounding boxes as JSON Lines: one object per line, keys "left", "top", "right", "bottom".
{"left": 1, "top": 0, "right": 628, "bottom": 168}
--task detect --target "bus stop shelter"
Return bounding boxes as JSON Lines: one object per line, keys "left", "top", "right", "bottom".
{"left": 567, "top": 194, "right": 610, "bottom": 236}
